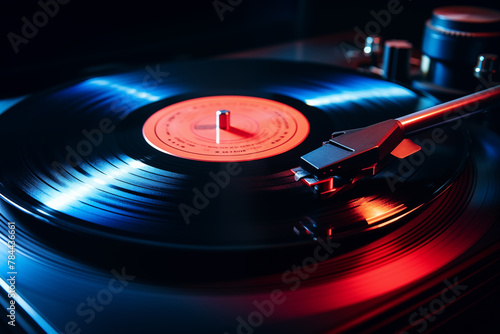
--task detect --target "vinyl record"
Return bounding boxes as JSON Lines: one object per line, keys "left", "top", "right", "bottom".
{"left": 0, "top": 60, "right": 469, "bottom": 271}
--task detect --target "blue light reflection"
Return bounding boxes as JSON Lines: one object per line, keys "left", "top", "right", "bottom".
{"left": 266, "top": 74, "right": 416, "bottom": 109}
{"left": 304, "top": 86, "right": 414, "bottom": 107}
{"left": 87, "top": 79, "right": 162, "bottom": 102}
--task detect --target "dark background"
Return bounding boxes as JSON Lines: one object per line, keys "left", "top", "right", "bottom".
{"left": 1, "top": 0, "right": 500, "bottom": 97}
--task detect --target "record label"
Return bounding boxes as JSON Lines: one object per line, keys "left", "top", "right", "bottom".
{"left": 142, "top": 95, "right": 310, "bottom": 162}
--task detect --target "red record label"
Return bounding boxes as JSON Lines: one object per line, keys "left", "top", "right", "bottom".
{"left": 142, "top": 95, "right": 310, "bottom": 162}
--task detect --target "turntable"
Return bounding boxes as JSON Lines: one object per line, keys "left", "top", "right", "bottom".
{"left": 1, "top": 2, "right": 500, "bottom": 334}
